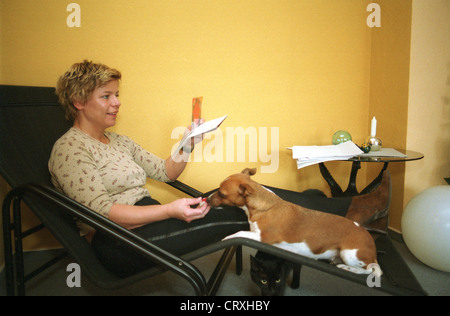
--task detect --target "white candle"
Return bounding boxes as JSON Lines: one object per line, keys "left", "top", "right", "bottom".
{"left": 371, "top": 116, "right": 377, "bottom": 137}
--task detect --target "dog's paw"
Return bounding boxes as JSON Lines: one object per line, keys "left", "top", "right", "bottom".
{"left": 367, "top": 263, "right": 383, "bottom": 277}
{"left": 337, "top": 263, "right": 383, "bottom": 278}
{"left": 336, "top": 264, "right": 371, "bottom": 275}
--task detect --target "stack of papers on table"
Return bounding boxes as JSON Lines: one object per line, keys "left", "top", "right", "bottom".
{"left": 290, "top": 141, "right": 363, "bottom": 169}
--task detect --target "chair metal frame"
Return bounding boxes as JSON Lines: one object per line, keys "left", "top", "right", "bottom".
{"left": 3, "top": 182, "right": 242, "bottom": 296}
{"left": 0, "top": 84, "right": 242, "bottom": 296}
{"left": 1, "top": 84, "right": 427, "bottom": 296}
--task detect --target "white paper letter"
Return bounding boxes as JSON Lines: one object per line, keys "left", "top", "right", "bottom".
{"left": 67, "top": 3, "right": 81, "bottom": 27}
{"left": 66, "top": 263, "right": 81, "bottom": 287}
{"left": 259, "top": 127, "right": 279, "bottom": 174}
{"left": 367, "top": 3, "right": 381, "bottom": 28}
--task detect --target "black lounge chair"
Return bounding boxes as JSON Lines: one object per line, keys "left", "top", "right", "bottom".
{"left": 1, "top": 85, "right": 427, "bottom": 296}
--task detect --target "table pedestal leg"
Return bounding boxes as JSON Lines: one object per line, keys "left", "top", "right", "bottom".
{"left": 318, "top": 161, "right": 389, "bottom": 197}
{"left": 318, "top": 162, "right": 344, "bottom": 196}
{"left": 360, "top": 162, "right": 389, "bottom": 194}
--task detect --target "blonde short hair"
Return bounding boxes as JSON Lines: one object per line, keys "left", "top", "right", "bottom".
{"left": 56, "top": 60, "right": 122, "bottom": 121}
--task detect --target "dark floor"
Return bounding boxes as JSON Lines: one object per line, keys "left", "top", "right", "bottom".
{"left": 1, "top": 234, "right": 449, "bottom": 296}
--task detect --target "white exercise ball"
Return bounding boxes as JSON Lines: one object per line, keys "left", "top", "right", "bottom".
{"left": 402, "top": 186, "right": 450, "bottom": 272}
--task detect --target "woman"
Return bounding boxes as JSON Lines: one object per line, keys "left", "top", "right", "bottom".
{"left": 50, "top": 60, "right": 390, "bottom": 277}
{"left": 49, "top": 60, "right": 249, "bottom": 276}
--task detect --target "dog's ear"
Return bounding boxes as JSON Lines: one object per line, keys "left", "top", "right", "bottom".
{"left": 239, "top": 181, "right": 256, "bottom": 197}
{"left": 241, "top": 168, "right": 257, "bottom": 176}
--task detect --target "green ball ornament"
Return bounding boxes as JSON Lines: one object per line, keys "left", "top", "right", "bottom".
{"left": 332, "top": 130, "right": 352, "bottom": 145}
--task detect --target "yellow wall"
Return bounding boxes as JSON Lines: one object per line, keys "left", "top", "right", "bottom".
{"left": 1, "top": 0, "right": 373, "bottom": 190}
{"left": 404, "top": 0, "right": 450, "bottom": 205}
{"left": 0, "top": 0, "right": 3, "bottom": 264}
{"left": 1, "top": 0, "right": 421, "bottom": 252}
{"left": 367, "top": 0, "right": 412, "bottom": 230}
{"left": 0, "top": 0, "right": 2, "bottom": 83}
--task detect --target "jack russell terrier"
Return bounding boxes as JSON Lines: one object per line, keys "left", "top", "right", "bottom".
{"left": 208, "top": 168, "right": 382, "bottom": 277}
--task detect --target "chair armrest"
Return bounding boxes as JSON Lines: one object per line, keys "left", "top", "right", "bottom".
{"left": 166, "top": 180, "right": 204, "bottom": 198}
{"left": 2, "top": 183, "right": 208, "bottom": 295}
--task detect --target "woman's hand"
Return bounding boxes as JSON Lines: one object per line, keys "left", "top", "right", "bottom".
{"left": 167, "top": 197, "right": 211, "bottom": 223}
{"left": 182, "top": 118, "right": 205, "bottom": 153}
{"left": 165, "top": 119, "right": 206, "bottom": 181}
{"left": 108, "top": 197, "right": 210, "bottom": 229}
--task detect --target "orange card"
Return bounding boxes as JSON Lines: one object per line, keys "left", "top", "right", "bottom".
{"left": 192, "top": 97, "right": 202, "bottom": 125}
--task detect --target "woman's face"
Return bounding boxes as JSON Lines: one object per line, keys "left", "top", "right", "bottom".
{"left": 75, "top": 80, "right": 121, "bottom": 130}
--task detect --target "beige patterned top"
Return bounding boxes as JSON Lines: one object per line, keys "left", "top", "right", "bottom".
{"left": 49, "top": 127, "right": 170, "bottom": 235}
